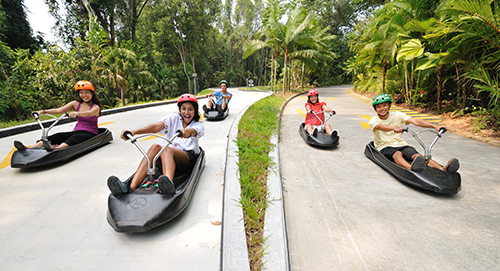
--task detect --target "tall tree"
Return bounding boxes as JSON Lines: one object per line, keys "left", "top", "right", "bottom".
{"left": 141, "top": 0, "right": 219, "bottom": 92}
{"left": 46, "top": 0, "right": 150, "bottom": 46}
{"left": 244, "top": 5, "right": 335, "bottom": 92}
{"left": 0, "top": 0, "right": 36, "bottom": 50}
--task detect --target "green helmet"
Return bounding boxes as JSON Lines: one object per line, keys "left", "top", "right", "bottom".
{"left": 220, "top": 80, "right": 229, "bottom": 87}
{"left": 372, "top": 94, "right": 392, "bottom": 106}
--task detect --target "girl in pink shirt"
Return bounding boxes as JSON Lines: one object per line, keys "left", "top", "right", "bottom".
{"left": 305, "top": 89, "right": 337, "bottom": 137}
{"left": 14, "top": 80, "right": 102, "bottom": 151}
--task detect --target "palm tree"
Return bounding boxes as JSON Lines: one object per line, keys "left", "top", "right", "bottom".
{"left": 244, "top": 5, "right": 335, "bottom": 92}
{"left": 243, "top": 0, "right": 283, "bottom": 92}
{"left": 436, "top": 0, "right": 500, "bottom": 113}
{"left": 98, "top": 47, "right": 138, "bottom": 106}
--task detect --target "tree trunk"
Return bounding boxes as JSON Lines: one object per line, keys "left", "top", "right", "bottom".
{"left": 273, "top": 48, "right": 278, "bottom": 93}
{"left": 172, "top": 23, "right": 191, "bottom": 92}
{"left": 131, "top": 0, "right": 137, "bottom": 42}
{"left": 109, "top": 4, "right": 115, "bottom": 46}
{"left": 270, "top": 48, "right": 275, "bottom": 92}
{"left": 437, "top": 64, "right": 443, "bottom": 112}
{"left": 283, "top": 47, "right": 288, "bottom": 92}
{"left": 120, "top": 86, "right": 124, "bottom": 106}
{"left": 455, "top": 65, "right": 466, "bottom": 107}
{"left": 81, "top": 0, "right": 95, "bottom": 33}
{"left": 382, "top": 60, "right": 387, "bottom": 93}
{"left": 404, "top": 62, "right": 408, "bottom": 104}
{"left": 300, "top": 62, "right": 305, "bottom": 92}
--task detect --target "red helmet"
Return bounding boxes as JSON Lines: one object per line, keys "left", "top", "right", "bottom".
{"left": 307, "top": 89, "right": 319, "bottom": 97}
{"left": 177, "top": 94, "right": 198, "bottom": 105}
{"left": 75, "top": 80, "right": 95, "bottom": 92}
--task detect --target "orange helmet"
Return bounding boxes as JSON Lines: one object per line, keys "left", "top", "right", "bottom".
{"left": 75, "top": 80, "right": 95, "bottom": 92}
{"left": 307, "top": 89, "right": 319, "bottom": 96}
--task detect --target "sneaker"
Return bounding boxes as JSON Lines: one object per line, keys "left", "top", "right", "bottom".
{"left": 331, "top": 129, "right": 338, "bottom": 138}
{"left": 158, "top": 175, "right": 175, "bottom": 195}
{"left": 107, "top": 175, "right": 130, "bottom": 196}
{"left": 203, "top": 104, "right": 209, "bottom": 113}
{"left": 141, "top": 180, "right": 152, "bottom": 188}
{"left": 312, "top": 128, "right": 318, "bottom": 137}
{"left": 411, "top": 155, "right": 425, "bottom": 172}
{"left": 14, "top": 140, "right": 26, "bottom": 151}
{"left": 42, "top": 140, "right": 54, "bottom": 151}
{"left": 444, "top": 158, "right": 460, "bottom": 173}
{"left": 217, "top": 105, "right": 224, "bottom": 113}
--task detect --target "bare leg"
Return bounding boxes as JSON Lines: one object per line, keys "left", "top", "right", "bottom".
{"left": 306, "top": 124, "right": 314, "bottom": 135}
{"left": 130, "top": 144, "right": 162, "bottom": 191}
{"left": 427, "top": 159, "right": 445, "bottom": 171}
{"left": 393, "top": 151, "right": 412, "bottom": 170}
{"left": 54, "top": 143, "right": 70, "bottom": 150}
{"left": 160, "top": 147, "right": 191, "bottom": 181}
{"left": 28, "top": 141, "right": 44, "bottom": 149}
{"left": 207, "top": 99, "right": 214, "bottom": 109}
{"left": 410, "top": 153, "right": 445, "bottom": 171}
{"left": 222, "top": 99, "right": 227, "bottom": 110}
{"left": 26, "top": 140, "right": 64, "bottom": 150}
{"left": 324, "top": 124, "right": 333, "bottom": 135}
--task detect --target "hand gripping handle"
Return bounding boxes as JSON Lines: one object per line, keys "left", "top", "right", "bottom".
{"left": 123, "top": 130, "right": 134, "bottom": 140}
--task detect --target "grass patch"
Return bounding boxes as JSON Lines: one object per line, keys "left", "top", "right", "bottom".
{"left": 239, "top": 86, "right": 272, "bottom": 91}
{"left": 236, "top": 93, "right": 291, "bottom": 270}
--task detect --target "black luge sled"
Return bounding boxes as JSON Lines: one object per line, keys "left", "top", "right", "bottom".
{"left": 299, "top": 111, "right": 339, "bottom": 148}
{"left": 364, "top": 127, "right": 461, "bottom": 194}
{"left": 11, "top": 113, "right": 113, "bottom": 169}
{"left": 204, "top": 96, "right": 229, "bottom": 121}
{"left": 107, "top": 130, "right": 205, "bottom": 233}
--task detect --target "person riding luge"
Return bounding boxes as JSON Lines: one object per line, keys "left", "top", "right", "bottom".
{"left": 14, "top": 80, "right": 102, "bottom": 152}
{"left": 305, "top": 89, "right": 337, "bottom": 137}
{"left": 369, "top": 94, "right": 459, "bottom": 172}
{"left": 203, "top": 80, "right": 232, "bottom": 113}
{"left": 107, "top": 94, "right": 205, "bottom": 196}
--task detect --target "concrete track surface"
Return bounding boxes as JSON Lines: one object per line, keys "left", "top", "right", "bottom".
{"left": 0, "top": 89, "right": 270, "bottom": 270}
{"left": 280, "top": 85, "right": 500, "bottom": 271}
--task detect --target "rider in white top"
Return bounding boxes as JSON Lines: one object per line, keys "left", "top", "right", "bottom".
{"left": 107, "top": 94, "right": 205, "bottom": 196}
{"left": 159, "top": 113, "right": 204, "bottom": 155}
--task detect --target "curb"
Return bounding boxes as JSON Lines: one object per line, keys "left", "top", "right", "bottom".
{"left": 221, "top": 91, "right": 298, "bottom": 270}
{"left": 262, "top": 134, "right": 290, "bottom": 271}
{"left": 220, "top": 104, "right": 252, "bottom": 271}
{"left": 262, "top": 91, "right": 303, "bottom": 270}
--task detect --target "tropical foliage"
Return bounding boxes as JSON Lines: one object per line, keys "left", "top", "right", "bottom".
{"left": 349, "top": 0, "right": 499, "bottom": 129}
{"left": 2, "top": 0, "right": 374, "bottom": 124}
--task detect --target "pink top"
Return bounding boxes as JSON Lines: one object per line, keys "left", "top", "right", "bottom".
{"left": 73, "top": 102, "right": 99, "bottom": 134}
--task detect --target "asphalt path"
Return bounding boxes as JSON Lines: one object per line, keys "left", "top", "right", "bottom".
{"left": 0, "top": 88, "right": 270, "bottom": 270}
{"left": 280, "top": 85, "right": 500, "bottom": 270}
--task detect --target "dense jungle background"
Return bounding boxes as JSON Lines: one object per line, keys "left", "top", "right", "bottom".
{"left": 0, "top": 0, "right": 498, "bottom": 131}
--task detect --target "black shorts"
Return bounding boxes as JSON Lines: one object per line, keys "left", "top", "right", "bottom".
{"left": 156, "top": 150, "right": 199, "bottom": 169}
{"left": 380, "top": 145, "right": 419, "bottom": 163}
{"left": 184, "top": 150, "right": 199, "bottom": 165}
{"left": 46, "top": 130, "right": 97, "bottom": 146}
